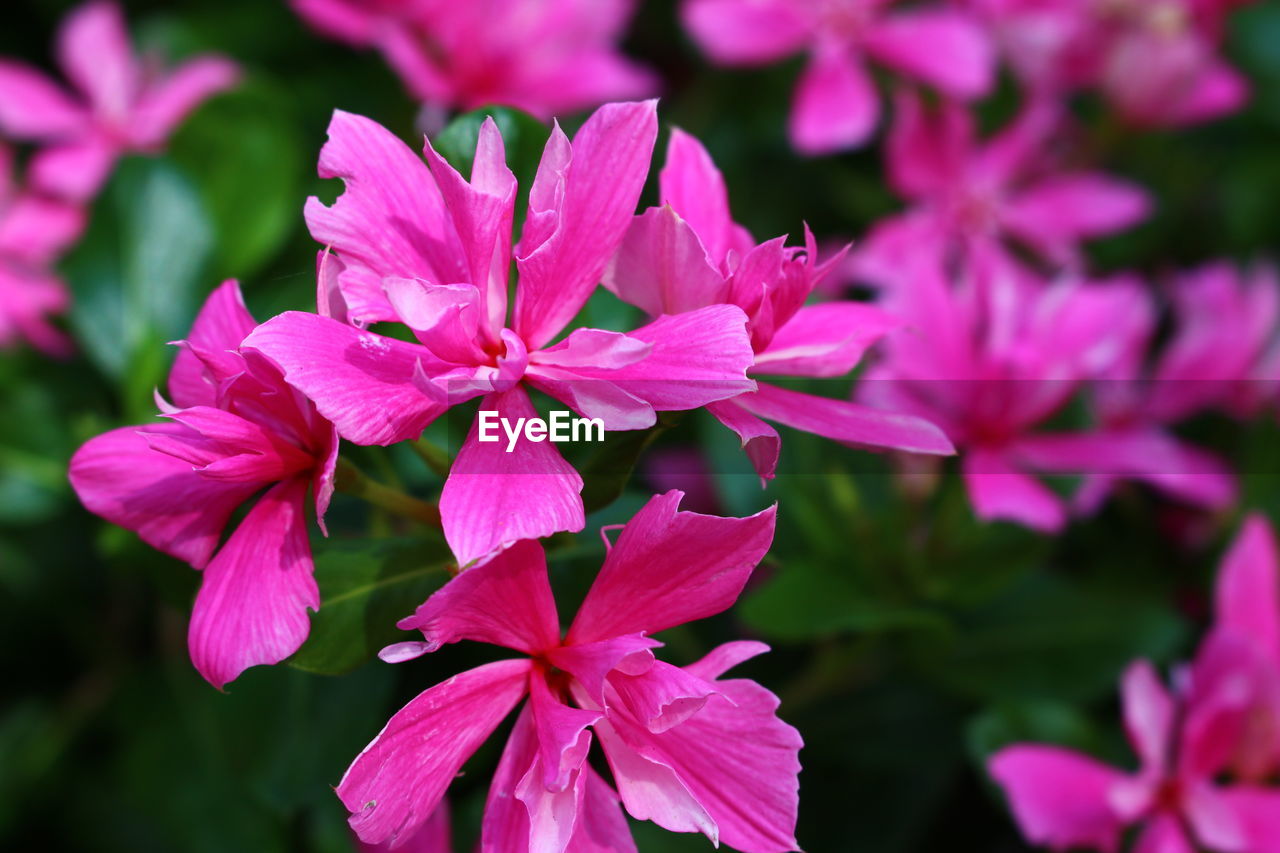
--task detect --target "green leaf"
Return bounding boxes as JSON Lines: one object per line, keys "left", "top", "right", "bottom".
{"left": 741, "top": 559, "right": 951, "bottom": 643}
{"left": 966, "top": 701, "right": 1105, "bottom": 769}
{"left": 917, "top": 573, "right": 1187, "bottom": 704}
{"left": 167, "top": 80, "right": 305, "bottom": 279}
{"left": 433, "top": 105, "right": 550, "bottom": 190}
{"left": 288, "top": 537, "right": 454, "bottom": 675}
{"left": 63, "top": 157, "right": 214, "bottom": 399}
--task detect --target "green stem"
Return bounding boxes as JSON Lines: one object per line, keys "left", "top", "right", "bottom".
{"left": 334, "top": 458, "right": 442, "bottom": 528}
{"left": 409, "top": 437, "right": 452, "bottom": 478}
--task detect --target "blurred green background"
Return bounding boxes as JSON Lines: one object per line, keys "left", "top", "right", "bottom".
{"left": 3, "top": 0, "right": 1280, "bottom": 850}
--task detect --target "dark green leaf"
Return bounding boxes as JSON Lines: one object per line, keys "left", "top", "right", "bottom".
{"left": 288, "top": 536, "right": 453, "bottom": 675}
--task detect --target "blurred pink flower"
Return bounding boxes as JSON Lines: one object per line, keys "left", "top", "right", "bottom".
{"left": 0, "top": 0, "right": 239, "bottom": 200}
{"left": 246, "top": 101, "right": 757, "bottom": 567}
{"left": 69, "top": 281, "right": 339, "bottom": 689}
{"left": 290, "top": 0, "right": 657, "bottom": 119}
{"left": 859, "top": 250, "right": 1156, "bottom": 532}
{"left": 991, "top": 644, "right": 1280, "bottom": 851}
{"left": 991, "top": 514, "right": 1280, "bottom": 850}
{"left": 338, "top": 491, "right": 801, "bottom": 853}
{"left": 0, "top": 144, "right": 83, "bottom": 355}
{"left": 681, "top": 0, "right": 995, "bottom": 154}
{"left": 605, "top": 128, "right": 953, "bottom": 482}
{"left": 850, "top": 89, "right": 1150, "bottom": 287}
{"left": 967, "top": 0, "right": 1251, "bottom": 126}
{"left": 1212, "top": 513, "right": 1280, "bottom": 782}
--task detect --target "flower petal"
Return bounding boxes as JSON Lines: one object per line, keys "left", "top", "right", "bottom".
{"left": 339, "top": 659, "right": 532, "bottom": 847}
{"left": 1004, "top": 174, "right": 1151, "bottom": 263}
{"left": 168, "top": 280, "right": 258, "bottom": 409}
{"left": 753, "top": 302, "right": 902, "bottom": 378}
{"left": 514, "top": 100, "right": 659, "bottom": 349}
{"left": 988, "top": 745, "right": 1127, "bottom": 852}
{"left": 304, "top": 110, "right": 466, "bottom": 324}
{"left": 863, "top": 10, "right": 994, "bottom": 99}
{"left": 0, "top": 60, "right": 87, "bottom": 138}
{"left": 187, "top": 478, "right": 318, "bottom": 689}
{"left": 29, "top": 135, "right": 118, "bottom": 201}
{"left": 735, "top": 382, "right": 955, "bottom": 456}
{"left": 395, "top": 538, "right": 560, "bottom": 656}
{"left": 706, "top": 399, "right": 781, "bottom": 484}
{"left": 789, "top": 47, "right": 878, "bottom": 155}
{"left": 243, "top": 311, "right": 449, "bottom": 446}
{"left": 658, "top": 128, "right": 748, "bottom": 266}
{"left": 439, "top": 387, "right": 585, "bottom": 567}
{"left": 567, "top": 490, "right": 776, "bottom": 644}
{"left": 681, "top": 0, "right": 811, "bottom": 65}
{"left": 68, "top": 424, "right": 259, "bottom": 568}
{"left": 1215, "top": 514, "right": 1280, "bottom": 667}
{"left": 131, "top": 56, "right": 240, "bottom": 147}
{"left": 961, "top": 448, "right": 1066, "bottom": 532}
{"left": 602, "top": 205, "right": 728, "bottom": 317}
{"left": 56, "top": 0, "right": 138, "bottom": 120}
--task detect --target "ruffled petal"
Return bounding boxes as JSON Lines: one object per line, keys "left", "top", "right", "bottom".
{"left": 168, "top": 280, "right": 258, "bottom": 409}
{"left": 568, "top": 490, "right": 775, "bottom": 644}
{"left": 753, "top": 302, "right": 902, "bottom": 378}
{"left": 514, "top": 100, "right": 659, "bottom": 349}
{"left": 602, "top": 205, "right": 728, "bottom": 316}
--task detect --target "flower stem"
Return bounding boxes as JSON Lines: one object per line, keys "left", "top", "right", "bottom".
{"left": 334, "top": 458, "right": 442, "bottom": 528}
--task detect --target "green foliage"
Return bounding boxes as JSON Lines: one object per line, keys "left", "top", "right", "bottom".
{"left": 289, "top": 537, "right": 454, "bottom": 675}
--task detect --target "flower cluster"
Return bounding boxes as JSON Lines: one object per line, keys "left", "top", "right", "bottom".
{"left": 44, "top": 0, "right": 1279, "bottom": 851}
{"left": 0, "top": 1, "right": 237, "bottom": 353}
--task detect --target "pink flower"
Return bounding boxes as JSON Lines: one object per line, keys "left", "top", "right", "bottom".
{"left": 990, "top": 515, "right": 1280, "bottom": 850}
{"left": 0, "top": 144, "right": 83, "bottom": 355}
{"left": 967, "top": 0, "right": 1251, "bottom": 127}
{"left": 290, "top": 0, "right": 657, "bottom": 120}
{"left": 604, "top": 128, "right": 954, "bottom": 482}
{"left": 850, "top": 89, "right": 1150, "bottom": 287}
{"left": 1212, "top": 514, "right": 1280, "bottom": 782}
{"left": 337, "top": 491, "right": 802, "bottom": 853}
{"left": 990, "top": 645, "right": 1280, "bottom": 852}
{"left": 858, "top": 249, "right": 1156, "bottom": 532}
{"left": 681, "top": 0, "right": 995, "bottom": 154}
{"left": 69, "top": 281, "right": 339, "bottom": 689}
{"left": 0, "top": 1, "right": 239, "bottom": 200}
{"left": 245, "top": 101, "right": 758, "bottom": 567}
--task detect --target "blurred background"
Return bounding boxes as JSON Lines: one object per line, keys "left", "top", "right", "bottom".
{"left": 2, "top": 0, "right": 1280, "bottom": 850}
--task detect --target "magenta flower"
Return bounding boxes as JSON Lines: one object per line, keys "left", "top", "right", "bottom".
{"left": 850, "top": 89, "right": 1150, "bottom": 287}
{"left": 681, "top": 0, "right": 995, "bottom": 154}
{"left": 290, "top": 0, "right": 657, "bottom": 120}
{"left": 69, "top": 281, "right": 339, "bottom": 689}
{"left": 0, "top": 1, "right": 239, "bottom": 200}
{"left": 604, "top": 128, "right": 953, "bottom": 481}
{"left": 859, "top": 250, "right": 1157, "bottom": 532}
{"left": 337, "top": 491, "right": 802, "bottom": 853}
{"left": 968, "top": 0, "right": 1251, "bottom": 127}
{"left": 1213, "top": 514, "right": 1280, "bottom": 782}
{"left": 990, "top": 515, "right": 1280, "bottom": 850}
{"left": 245, "top": 101, "right": 758, "bottom": 566}
{"left": 991, "top": 645, "right": 1280, "bottom": 851}
{"left": 0, "top": 144, "right": 83, "bottom": 355}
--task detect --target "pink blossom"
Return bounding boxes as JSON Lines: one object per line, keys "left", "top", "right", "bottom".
{"left": 604, "top": 128, "right": 953, "bottom": 482}
{"left": 337, "top": 491, "right": 802, "bottom": 853}
{"left": 289, "top": 0, "right": 657, "bottom": 120}
{"left": 850, "top": 89, "right": 1150, "bottom": 287}
{"left": 967, "top": 0, "right": 1251, "bottom": 127}
{"left": 69, "top": 281, "right": 339, "bottom": 689}
{"left": 0, "top": 1, "right": 239, "bottom": 200}
{"left": 858, "top": 249, "right": 1159, "bottom": 532}
{"left": 1212, "top": 514, "right": 1280, "bottom": 782}
{"left": 991, "top": 645, "right": 1280, "bottom": 851}
{"left": 990, "top": 515, "right": 1280, "bottom": 851}
{"left": 681, "top": 0, "right": 995, "bottom": 154}
{"left": 0, "top": 144, "right": 83, "bottom": 354}
{"left": 245, "top": 101, "right": 758, "bottom": 567}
